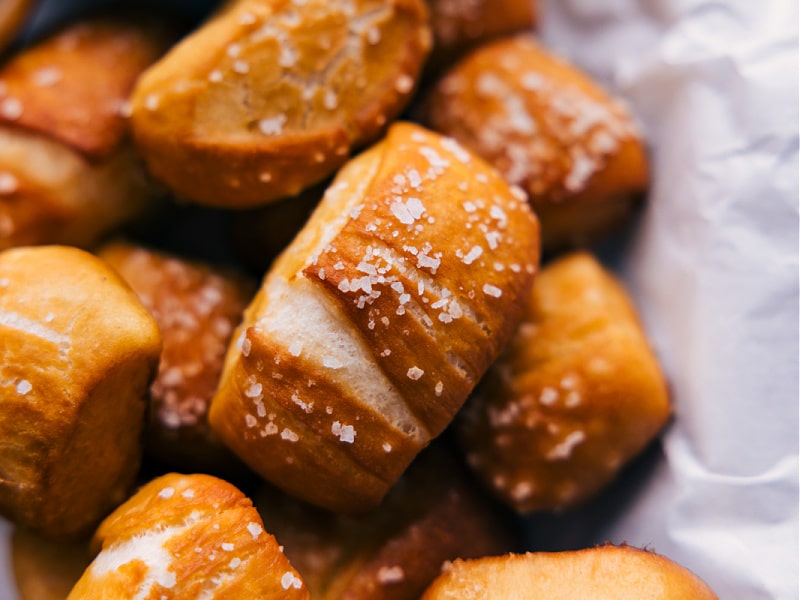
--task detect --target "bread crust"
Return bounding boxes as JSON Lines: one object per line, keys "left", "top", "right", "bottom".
{"left": 422, "top": 34, "right": 649, "bottom": 251}
{"left": 0, "top": 17, "right": 172, "bottom": 251}
{"left": 67, "top": 473, "right": 310, "bottom": 599}
{"left": 130, "top": 0, "right": 432, "bottom": 208}
{"left": 0, "top": 246, "right": 161, "bottom": 540}
{"left": 421, "top": 545, "right": 718, "bottom": 599}
{"left": 457, "top": 252, "right": 671, "bottom": 512}
{"left": 209, "top": 122, "right": 540, "bottom": 513}
{"left": 0, "top": 16, "right": 175, "bottom": 159}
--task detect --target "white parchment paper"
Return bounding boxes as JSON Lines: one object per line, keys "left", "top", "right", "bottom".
{"left": 1, "top": 0, "right": 797, "bottom": 598}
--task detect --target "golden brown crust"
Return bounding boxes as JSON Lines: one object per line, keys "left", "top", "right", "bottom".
{"left": 0, "top": 246, "right": 162, "bottom": 540}
{"left": 422, "top": 545, "right": 718, "bottom": 599}
{"left": 0, "top": 17, "right": 172, "bottom": 252}
{"left": 98, "top": 240, "right": 257, "bottom": 473}
{"left": 11, "top": 528, "right": 91, "bottom": 600}
{"left": 457, "top": 252, "right": 671, "bottom": 513}
{"left": 0, "top": 127, "right": 159, "bottom": 251}
{"left": 209, "top": 122, "right": 540, "bottom": 514}
{"left": 0, "top": 17, "right": 175, "bottom": 159}
{"left": 425, "top": 0, "right": 538, "bottom": 75}
{"left": 256, "top": 444, "right": 515, "bottom": 600}
{"left": 130, "top": 0, "right": 432, "bottom": 208}
{"left": 68, "top": 473, "right": 310, "bottom": 599}
{"left": 421, "top": 34, "right": 649, "bottom": 251}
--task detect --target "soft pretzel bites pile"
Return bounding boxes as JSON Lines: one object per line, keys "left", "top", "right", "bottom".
{"left": 0, "top": 246, "right": 161, "bottom": 541}
{"left": 0, "top": 1, "right": 722, "bottom": 598}
{"left": 67, "top": 473, "right": 309, "bottom": 599}
{"left": 0, "top": 16, "right": 173, "bottom": 251}
{"left": 130, "top": 0, "right": 432, "bottom": 208}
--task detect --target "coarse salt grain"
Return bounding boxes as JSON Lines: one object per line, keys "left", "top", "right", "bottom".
{"left": 395, "top": 74, "right": 414, "bottom": 94}
{"left": 16, "top": 380, "right": 31, "bottom": 395}
{"left": 539, "top": 387, "right": 558, "bottom": 405}
{"left": 0, "top": 172, "right": 18, "bottom": 194}
{"left": 332, "top": 421, "right": 356, "bottom": 443}
{"left": 158, "top": 487, "right": 175, "bottom": 499}
{"left": 245, "top": 382, "right": 263, "bottom": 398}
{"left": 281, "top": 428, "right": 299, "bottom": 442}
{"left": 232, "top": 60, "right": 250, "bottom": 74}
{"left": 462, "top": 245, "right": 483, "bottom": 265}
{"left": 144, "top": 94, "right": 159, "bottom": 111}
{"left": 407, "top": 366, "right": 424, "bottom": 380}
{"left": 281, "top": 571, "right": 303, "bottom": 590}
{"left": 377, "top": 565, "right": 405, "bottom": 584}
{"left": 33, "top": 66, "right": 62, "bottom": 87}
{"left": 483, "top": 284, "right": 503, "bottom": 298}
{"left": 1, "top": 97, "right": 23, "bottom": 119}
{"left": 247, "top": 522, "right": 263, "bottom": 540}
{"left": 258, "top": 114, "right": 287, "bottom": 136}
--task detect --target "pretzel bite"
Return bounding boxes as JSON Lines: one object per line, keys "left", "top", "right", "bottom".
{"left": 425, "top": 0, "right": 538, "bottom": 75}
{"left": 130, "top": 0, "right": 432, "bottom": 208}
{"left": 67, "top": 473, "right": 309, "bottom": 599}
{"left": 0, "top": 17, "right": 173, "bottom": 251}
{"left": 0, "top": 0, "right": 34, "bottom": 54}
{"left": 422, "top": 34, "right": 649, "bottom": 252}
{"left": 0, "top": 246, "right": 161, "bottom": 540}
{"left": 457, "top": 252, "right": 670, "bottom": 513}
{"left": 209, "top": 122, "right": 540, "bottom": 514}
{"left": 11, "top": 528, "right": 90, "bottom": 600}
{"left": 256, "top": 444, "right": 516, "bottom": 600}
{"left": 421, "top": 545, "right": 718, "bottom": 599}
{"left": 98, "top": 240, "right": 257, "bottom": 474}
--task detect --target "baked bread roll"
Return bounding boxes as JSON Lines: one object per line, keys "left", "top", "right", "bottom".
{"left": 256, "top": 444, "right": 516, "bottom": 600}
{"left": 67, "top": 473, "right": 310, "bottom": 599}
{"left": 421, "top": 34, "right": 649, "bottom": 252}
{"left": 11, "top": 528, "right": 90, "bottom": 600}
{"left": 98, "top": 240, "right": 257, "bottom": 474}
{"left": 209, "top": 122, "right": 540, "bottom": 514}
{"left": 421, "top": 545, "right": 718, "bottom": 599}
{"left": 0, "top": 17, "right": 172, "bottom": 251}
{"left": 425, "top": 0, "right": 538, "bottom": 75}
{"left": 457, "top": 252, "right": 671, "bottom": 513}
{"left": 130, "top": 0, "right": 432, "bottom": 208}
{"left": 0, "top": 0, "right": 34, "bottom": 54}
{"left": 0, "top": 245, "right": 161, "bottom": 540}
